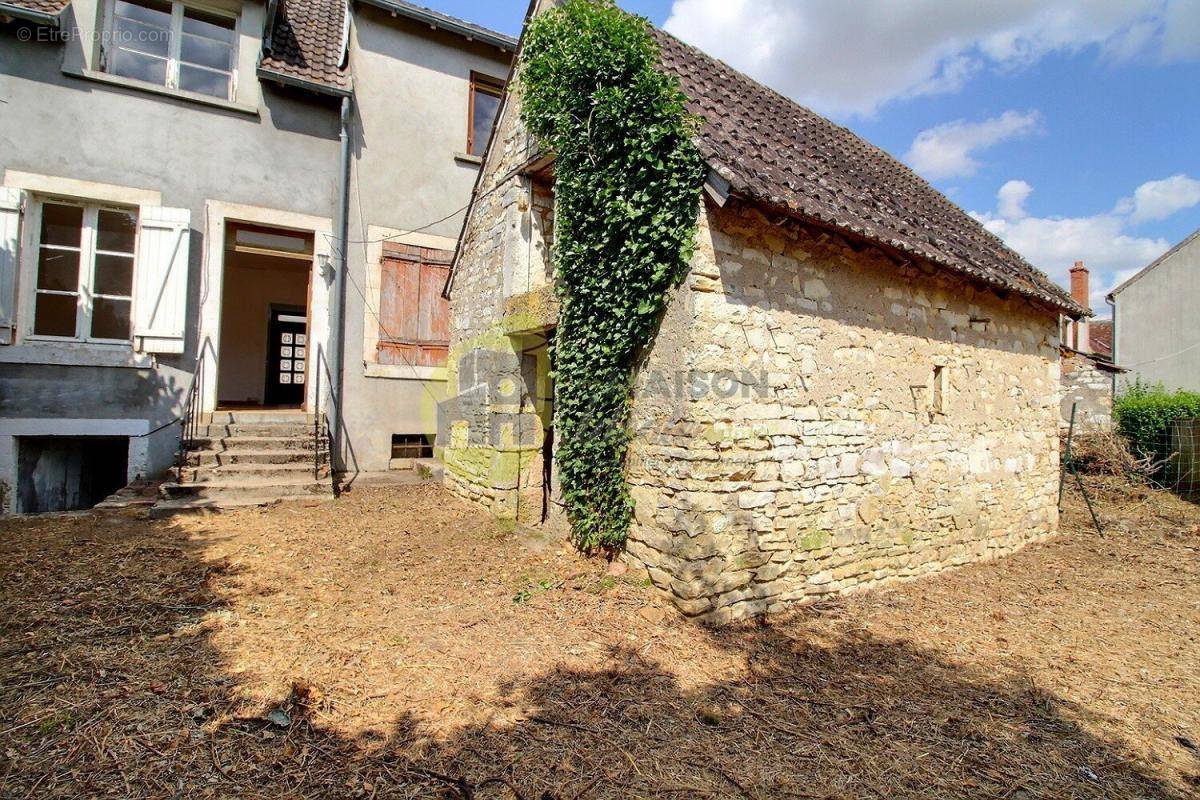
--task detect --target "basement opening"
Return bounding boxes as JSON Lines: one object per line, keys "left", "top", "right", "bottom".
{"left": 390, "top": 434, "right": 434, "bottom": 469}
{"left": 16, "top": 436, "right": 129, "bottom": 513}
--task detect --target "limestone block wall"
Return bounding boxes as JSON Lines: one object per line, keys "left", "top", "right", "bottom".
{"left": 440, "top": 77, "right": 550, "bottom": 521}
{"left": 1059, "top": 349, "right": 1117, "bottom": 430}
{"left": 624, "top": 202, "right": 1063, "bottom": 622}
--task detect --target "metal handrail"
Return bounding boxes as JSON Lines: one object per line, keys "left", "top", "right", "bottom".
{"left": 312, "top": 346, "right": 338, "bottom": 493}
{"left": 175, "top": 339, "right": 211, "bottom": 479}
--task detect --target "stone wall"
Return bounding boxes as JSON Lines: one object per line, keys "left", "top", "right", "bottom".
{"left": 440, "top": 71, "right": 554, "bottom": 523}
{"left": 623, "top": 202, "right": 1063, "bottom": 622}
{"left": 442, "top": 29, "right": 1063, "bottom": 620}
{"left": 1059, "top": 348, "right": 1117, "bottom": 430}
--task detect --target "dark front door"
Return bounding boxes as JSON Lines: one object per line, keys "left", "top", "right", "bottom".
{"left": 265, "top": 308, "right": 307, "bottom": 407}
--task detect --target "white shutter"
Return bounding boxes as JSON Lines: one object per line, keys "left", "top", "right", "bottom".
{"left": 0, "top": 187, "right": 22, "bottom": 345}
{"left": 133, "top": 205, "right": 191, "bottom": 354}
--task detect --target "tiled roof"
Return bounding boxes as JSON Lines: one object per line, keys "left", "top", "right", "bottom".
{"left": 257, "top": 0, "right": 515, "bottom": 95}
{"left": 653, "top": 30, "right": 1086, "bottom": 318}
{"left": 1089, "top": 320, "right": 1112, "bottom": 360}
{"left": 258, "top": 0, "right": 352, "bottom": 94}
{"left": 1, "top": 0, "right": 70, "bottom": 18}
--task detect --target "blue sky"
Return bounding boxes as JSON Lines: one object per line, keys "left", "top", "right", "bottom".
{"left": 431, "top": 0, "right": 1199, "bottom": 311}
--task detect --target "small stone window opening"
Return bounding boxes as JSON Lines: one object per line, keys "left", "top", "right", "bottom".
{"left": 932, "top": 365, "right": 948, "bottom": 415}
{"left": 391, "top": 434, "right": 433, "bottom": 460}
{"left": 531, "top": 179, "right": 555, "bottom": 283}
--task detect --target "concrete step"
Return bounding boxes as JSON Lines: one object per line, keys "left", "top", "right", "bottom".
{"left": 197, "top": 423, "right": 317, "bottom": 438}
{"left": 206, "top": 411, "right": 313, "bottom": 425}
{"left": 187, "top": 435, "right": 320, "bottom": 452}
{"left": 175, "top": 462, "right": 329, "bottom": 483}
{"left": 185, "top": 448, "right": 316, "bottom": 467}
{"left": 161, "top": 475, "right": 332, "bottom": 501}
{"left": 149, "top": 493, "right": 334, "bottom": 519}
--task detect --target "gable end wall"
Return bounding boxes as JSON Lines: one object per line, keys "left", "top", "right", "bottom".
{"left": 624, "top": 202, "right": 1062, "bottom": 622}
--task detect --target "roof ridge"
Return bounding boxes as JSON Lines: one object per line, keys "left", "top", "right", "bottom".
{"left": 649, "top": 25, "right": 1083, "bottom": 317}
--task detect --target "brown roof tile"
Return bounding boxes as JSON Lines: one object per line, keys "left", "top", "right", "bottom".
{"left": 1089, "top": 320, "right": 1112, "bottom": 359}
{"left": 259, "top": 0, "right": 351, "bottom": 93}
{"left": 653, "top": 30, "right": 1085, "bottom": 318}
{"left": 1, "top": 0, "right": 70, "bottom": 18}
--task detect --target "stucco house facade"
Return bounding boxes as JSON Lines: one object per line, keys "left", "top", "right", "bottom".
{"left": 0, "top": 0, "right": 513, "bottom": 512}
{"left": 441, "top": 9, "right": 1085, "bottom": 622}
{"left": 1108, "top": 227, "right": 1200, "bottom": 393}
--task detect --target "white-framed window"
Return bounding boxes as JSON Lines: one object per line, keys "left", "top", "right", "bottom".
{"left": 104, "top": 0, "right": 238, "bottom": 100}
{"left": 31, "top": 200, "right": 138, "bottom": 343}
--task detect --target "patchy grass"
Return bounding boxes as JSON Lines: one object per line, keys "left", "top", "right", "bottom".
{"left": 0, "top": 482, "right": 1197, "bottom": 798}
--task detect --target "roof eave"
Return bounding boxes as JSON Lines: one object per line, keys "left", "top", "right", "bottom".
{"left": 0, "top": 2, "right": 62, "bottom": 26}
{"left": 355, "top": 0, "right": 517, "bottom": 51}
{"left": 256, "top": 65, "right": 353, "bottom": 98}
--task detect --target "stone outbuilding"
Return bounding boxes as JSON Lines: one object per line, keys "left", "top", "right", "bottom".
{"left": 1058, "top": 262, "right": 1125, "bottom": 430}
{"left": 439, "top": 6, "right": 1086, "bottom": 622}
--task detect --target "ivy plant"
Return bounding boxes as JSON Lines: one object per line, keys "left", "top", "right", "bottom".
{"left": 520, "top": 0, "right": 706, "bottom": 550}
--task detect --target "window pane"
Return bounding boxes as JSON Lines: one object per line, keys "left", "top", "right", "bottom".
{"left": 112, "top": 16, "right": 170, "bottom": 57}
{"left": 34, "top": 293, "right": 78, "bottom": 337}
{"left": 94, "top": 254, "right": 135, "bottom": 296}
{"left": 178, "top": 64, "right": 230, "bottom": 98}
{"left": 90, "top": 297, "right": 132, "bottom": 340}
{"left": 114, "top": 0, "right": 171, "bottom": 30}
{"left": 40, "top": 203, "right": 83, "bottom": 248}
{"left": 37, "top": 248, "right": 81, "bottom": 291}
{"left": 110, "top": 47, "right": 169, "bottom": 85}
{"left": 96, "top": 209, "right": 138, "bottom": 253}
{"left": 470, "top": 87, "right": 500, "bottom": 156}
{"left": 183, "top": 7, "right": 235, "bottom": 43}
{"left": 181, "top": 34, "right": 234, "bottom": 71}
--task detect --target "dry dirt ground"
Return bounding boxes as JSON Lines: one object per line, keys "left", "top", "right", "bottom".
{"left": 1, "top": 480, "right": 1198, "bottom": 799}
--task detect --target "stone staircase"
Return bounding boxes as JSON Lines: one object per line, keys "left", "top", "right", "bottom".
{"left": 151, "top": 411, "right": 333, "bottom": 517}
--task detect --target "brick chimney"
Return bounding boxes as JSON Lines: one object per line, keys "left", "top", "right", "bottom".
{"left": 1069, "top": 260, "right": 1089, "bottom": 352}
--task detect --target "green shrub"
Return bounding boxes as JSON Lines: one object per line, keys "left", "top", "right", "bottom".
{"left": 1113, "top": 380, "right": 1200, "bottom": 470}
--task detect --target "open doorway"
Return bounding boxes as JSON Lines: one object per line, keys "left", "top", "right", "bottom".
{"left": 216, "top": 223, "right": 314, "bottom": 409}
{"left": 518, "top": 330, "right": 555, "bottom": 522}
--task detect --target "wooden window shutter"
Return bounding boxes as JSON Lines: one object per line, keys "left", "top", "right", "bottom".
{"left": 133, "top": 206, "right": 191, "bottom": 354}
{"left": 378, "top": 243, "right": 451, "bottom": 368}
{"left": 0, "top": 187, "right": 22, "bottom": 345}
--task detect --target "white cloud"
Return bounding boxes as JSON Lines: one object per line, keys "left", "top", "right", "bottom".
{"left": 905, "top": 111, "right": 1042, "bottom": 180}
{"left": 1128, "top": 173, "right": 1200, "bottom": 223}
{"left": 970, "top": 177, "right": 1197, "bottom": 308}
{"left": 662, "top": 0, "right": 1200, "bottom": 117}
{"left": 997, "top": 179, "right": 1034, "bottom": 219}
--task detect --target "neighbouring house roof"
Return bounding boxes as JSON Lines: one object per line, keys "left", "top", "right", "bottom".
{"left": 1089, "top": 319, "right": 1113, "bottom": 360}
{"left": 1107, "top": 226, "right": 1200, "bottom": 300}
{"left": 259, "top": 0, "right": 515, "bottom": 96}
{"left": 0, "top": 0, "right": 69, "bottom": 24}
{"left": 1061, "top": 345, "right": 1125, "bottom": 373}
{"left": 652, "top": 30, "right": 1086, "bottom": 319}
